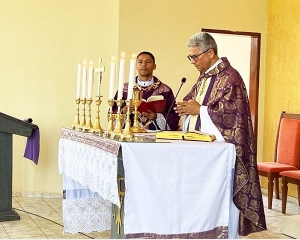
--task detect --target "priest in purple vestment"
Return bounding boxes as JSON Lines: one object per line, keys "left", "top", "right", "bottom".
{"left": 174, "top": 32, "right": 267, "bottom": 236}
{"left": 112, "top": 51, "right": 180, "bottom": 131}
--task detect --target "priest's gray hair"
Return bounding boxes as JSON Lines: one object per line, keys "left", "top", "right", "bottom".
{"left": 187, "top": 32, "right": 218, "bottom": 55}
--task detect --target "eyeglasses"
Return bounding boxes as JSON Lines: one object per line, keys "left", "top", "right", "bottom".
{"left": 187, "top": 49, "right": 210, "bottom": 61}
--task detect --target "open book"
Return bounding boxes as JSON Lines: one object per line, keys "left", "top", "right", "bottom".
{"left": 155, "top": 130, "right": 216, "bottom": 142}
{"left": 138, "top": 95, "right": 166, "bottom": 113}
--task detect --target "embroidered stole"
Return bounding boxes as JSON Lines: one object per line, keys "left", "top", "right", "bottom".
{"left": 187, "top": 77, "right": 211, "bottom": 131}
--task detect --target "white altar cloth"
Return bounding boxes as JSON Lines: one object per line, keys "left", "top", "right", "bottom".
{"left": 58, "top": 128, "right": 121, "bottom": 233}
{"left": 58, "top": 128, "right": 238, "bottom": 238}
{"left": 121, "top": 140, "right": 237, "bottom": 238}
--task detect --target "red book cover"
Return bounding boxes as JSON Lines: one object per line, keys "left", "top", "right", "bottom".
{"left": 138, "top": 95, "right": 166, "bottom": 113}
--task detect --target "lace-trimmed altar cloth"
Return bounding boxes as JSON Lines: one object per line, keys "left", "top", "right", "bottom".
{"left": 58, "top": 128, "right": 121, "bottom": 234}
{"left": 121, "top": 140, "right": 238, "bottom": 239}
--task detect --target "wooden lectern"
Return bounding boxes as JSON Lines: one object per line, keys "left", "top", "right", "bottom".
{"left": 0, "top": 112, "right": 37, "bottom": 221}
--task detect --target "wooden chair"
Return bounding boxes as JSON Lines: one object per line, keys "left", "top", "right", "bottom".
{"left": 280, "top": 170, "right": 300, "bottom": 214}
{"left": 257, "top": 111, "right": 300, "bottom": 209}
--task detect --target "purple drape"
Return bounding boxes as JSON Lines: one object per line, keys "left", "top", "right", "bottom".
{"left": 24, "top": 127, "right": 40, "bottom": 165}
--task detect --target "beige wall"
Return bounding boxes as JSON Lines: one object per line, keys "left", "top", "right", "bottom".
{"left": 0, "top": 0, "right": 120, "bottom": 196}
{"left": 0, "top": 0, "right": 268, "bottom": 196}
{"left": 263, "top": 0, "right": 300, "bottom": 197}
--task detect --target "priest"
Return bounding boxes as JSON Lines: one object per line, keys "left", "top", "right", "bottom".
{"left": 112, "top": 51, "right": 180, "bottom": 131}
{"left": 174, "top": 32, "right": 267, "bottom": 237}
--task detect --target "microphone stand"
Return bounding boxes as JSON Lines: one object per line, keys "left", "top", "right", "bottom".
{"left": 164, "top": 78, "right": 186, "bottom": 131}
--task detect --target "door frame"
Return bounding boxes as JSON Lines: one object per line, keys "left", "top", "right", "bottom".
{"left": 202, "top": 28, "right": 261, "bottom": 151}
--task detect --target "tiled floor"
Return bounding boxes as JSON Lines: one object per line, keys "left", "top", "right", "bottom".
{"left": 0, "top": 194, "right": 299, "bottom": 239}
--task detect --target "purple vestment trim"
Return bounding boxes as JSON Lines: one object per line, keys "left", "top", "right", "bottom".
{"left": 125, "top": 226, "right": 228, "bottom": 239}
{"left": 24, "top": 127, "right": 40, "bottom": 165}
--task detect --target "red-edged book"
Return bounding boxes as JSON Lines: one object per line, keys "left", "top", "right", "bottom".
{"left": 138, "top": 95, "right": 166, "bottom": 113}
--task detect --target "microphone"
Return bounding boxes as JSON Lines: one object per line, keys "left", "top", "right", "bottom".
{"left": 164, "top": 77, "right": 186, "bottom": 130}
{"left": 23, "top": 118, "right": 33, "bottom": 123}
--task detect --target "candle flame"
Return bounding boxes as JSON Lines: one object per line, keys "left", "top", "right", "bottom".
{"left": 90, "top": 60, "right": 93, "bottom": 65}
{"left": 132, "top": 54, "right": 136, "bottom": 59}
{"left": 112, "top": 56, "right": 115, "bottom": 61}
{"left": 121, "top": 52, "right": 125, "bottom": 58}
{"left": 83, "top": 59, "right": 86, "bottom": 65}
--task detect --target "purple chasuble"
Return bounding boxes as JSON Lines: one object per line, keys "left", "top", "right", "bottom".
{"left": 112, "top": 76, "right": 180, "bottom": 131}
{"left": 183, "top": 57, "right": 267, "bottom": 236}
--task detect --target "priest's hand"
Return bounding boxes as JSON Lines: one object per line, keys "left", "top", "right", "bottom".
{"left": 142, "top": 110, "right": 157, "bottom": 120}
{"left": 121, "top": 105, "right": 134, "bottom": 114}
{"left": 174, "top": 100, "right": 201, "bottom": 116}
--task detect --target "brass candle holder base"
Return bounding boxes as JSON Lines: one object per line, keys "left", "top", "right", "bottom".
{"left": 110, "top": 99, "right": 124, "bottom": 140}
{"left": 120, "top": 100, "right": 134, "bottom": 141}
{"left": 131, "top": 90, "right": 147, "bottom": 133}
{"left": 110, "top": 113, "right": 126, "bottom": 140}
{"left": 104, "top": 99, "right": 115, "bottom": 138}
{"left": 90, "top": 96, "right": 103, "bottom": 136}
{"left": 72, "top": 98, "right": 81, "bottom": 130}
{"left": 79, "top": 98, "right": 87, "bottom": 131}
{"left": 131, "top": 121, "right": 147, "bottom": 133}
{"left": 82, "top": 99, "right": 93, "bottom": 132}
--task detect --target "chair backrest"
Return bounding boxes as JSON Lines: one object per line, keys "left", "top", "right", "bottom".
{"left": 275, "top": 111, "right": 300, "bottom": 168}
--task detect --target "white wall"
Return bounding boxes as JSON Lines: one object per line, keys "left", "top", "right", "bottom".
{"left": 208, "top": 33, "right": 252, "bottom": 94}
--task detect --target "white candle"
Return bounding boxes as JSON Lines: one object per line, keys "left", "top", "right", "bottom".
{"left": 81, "top": 59, "right": 87, "bottom": 99}
{"left": 127, "top": 54, "right": 136, "bottom": 100}
{"left": 87, "top": 61, "right": 94, "bottom": 99}
{"left": 109, "top": 56, "right": 116, "bottom": 99}
{"left": 117, "top": 52, "right": 125, "bottom": 100}
{"left": 97, "top": 57, "right": 102, "bottom": 96}
{"left": 76, "top": 62, "right": 81, "bottom": 99}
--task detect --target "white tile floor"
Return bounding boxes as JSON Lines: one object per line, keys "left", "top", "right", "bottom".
{"left": 0, "top": 194, "right": 299, "bottom": 239}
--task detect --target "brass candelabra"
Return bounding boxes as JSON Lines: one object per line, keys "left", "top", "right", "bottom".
{"left": 120, "top": 100, "right": 134, "bottom": 141}
{"left": 110, "top": 99, "right": 124, "bottom": 140}
{"left": 131, "top": 90, "right": 147, "bottom": 133}
{"left": 71, "top": 98, "right": 81, "bottom": 130}
{"left": 82, "top": 99, "right": 93, "bottom": 132}
{"left": 79, "top": 98, "right": 87, "bottom": 131}
{"left": 104, "top": 99, "right": 115, "bottom": 138}
{"left": 90, "top": 96, "right": 103, "bottom": 135}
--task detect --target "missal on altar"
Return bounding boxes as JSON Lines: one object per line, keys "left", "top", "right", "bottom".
{"left": 138, "top": 95, "right": 166, "bottom": 113}
{"left": 155, "top": 130, "right": 216, "bottom": 142}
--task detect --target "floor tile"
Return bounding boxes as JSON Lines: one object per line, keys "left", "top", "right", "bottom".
{"left": 0, "top": 230, "right": 9, "bottom": 238}
{"left": 0, "top": 193, "right": 299, "bottom": 239}
{"left": 6, "top": 229, "right": 47, "bottom": 239}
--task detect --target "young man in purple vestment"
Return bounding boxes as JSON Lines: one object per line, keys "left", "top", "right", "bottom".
{"left": 112, "top": 51, "right": 180, "bottom": 131}
{"left": 174, "top": 32, "right": 267, "bottom": 237}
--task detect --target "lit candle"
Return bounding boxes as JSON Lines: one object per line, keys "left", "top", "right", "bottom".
{"left": 117, "top": 52, "right": 125, "bottom": 100}
{"left": 87, "top": 61, "right": 94, "bottom": 99}
{"left": 81, "top": 59, "right": 87, "bottom": 99}
{"left": 127, "top": 54, "right": 136, "bottom": 100}
{"left": 97, "top": 57, "right": 102, "bottom": 96}
{"left": 76, "top": 62, "right": 81, "bottom": 99}
{"left": 109, "top": 56, "right": 116, "bottom": 99}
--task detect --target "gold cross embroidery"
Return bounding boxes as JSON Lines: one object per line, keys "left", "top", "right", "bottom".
{"left": 188, "top": 77, "right": 210, "bottom": 131}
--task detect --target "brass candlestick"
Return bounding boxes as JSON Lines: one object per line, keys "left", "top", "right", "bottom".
{"left": 131, "top": 90, "right": 147, "bottom": 133}
{"left": 110, "top": 99, "right": 124, "bottom": 140}
{"left": 83, "top": 99, "right": 93, "bottom": 132}
{"left": 120, "top": 100, "right": 134, "bottom": 141}
{"left": 104, "top": 99, "right": 115, "bottom": 138}
{"left": 90, "top": 96, "right": 103, "bottom": 135}
{"left": 79, "top": 98, "right": 87, "bottom": 131}
{"left": 72, "top": 98, "right": 81, "bottom": 130}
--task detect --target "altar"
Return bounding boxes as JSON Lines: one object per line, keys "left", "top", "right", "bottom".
{"left": 58, "top": 128, "right": 238, "bottom": 238}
